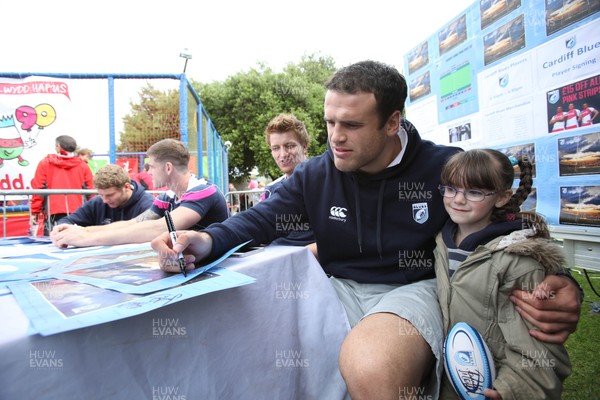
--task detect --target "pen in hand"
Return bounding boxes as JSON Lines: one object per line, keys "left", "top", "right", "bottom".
{"left": 164, "top": 210, "right": 187, "bottom": 277}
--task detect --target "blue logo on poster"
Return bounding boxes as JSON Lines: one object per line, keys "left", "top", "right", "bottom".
{"left": 565, "top": 37, "right": 576, "bottom": 49}
{"left": 499, "top": 75, "right": 509, "bottom": 88}
{"left": 547, "top": 90, "right": 560, "bottom": 104}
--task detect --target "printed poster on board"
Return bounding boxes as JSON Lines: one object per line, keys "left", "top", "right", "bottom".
{"left": 0, "top": 77, "right": 109, "bottom": 195}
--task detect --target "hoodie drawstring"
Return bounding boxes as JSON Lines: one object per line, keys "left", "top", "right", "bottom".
{"left": 352, "top": 177, "right": 386, "bottom": 259}
{"left": 353, "top": 181, "right": 363, "bottom": 253}
{"left": 376, "top": 180, "right": 386, "bottom": 259}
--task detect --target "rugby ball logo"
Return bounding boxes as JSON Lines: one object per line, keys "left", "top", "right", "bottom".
{"left": 444, "top": 322, "right": 496, "bottom": 399}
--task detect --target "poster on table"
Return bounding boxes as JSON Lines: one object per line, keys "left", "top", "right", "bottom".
{"left": 7, "top": 242, "right": 255, "bottom": 335}
{"left": 37, "top": 241, "right": 250, "bottom": 294}
{"left": 9, "top": 266, "right": 255, "bottom": 336}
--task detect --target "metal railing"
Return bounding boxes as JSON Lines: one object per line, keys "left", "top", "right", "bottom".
{"left": 0, "top": 188, "right": 261, "bottom": 238}
{"left": 0, "top": 189, "right": 165, "bottom": 238}
{"left": 225, "top": 189, "right": 265, "bottom": 215}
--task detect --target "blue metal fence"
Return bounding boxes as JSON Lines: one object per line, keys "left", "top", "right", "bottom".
{"left": 0, "top": 72, "right": 229, "bottom": 193}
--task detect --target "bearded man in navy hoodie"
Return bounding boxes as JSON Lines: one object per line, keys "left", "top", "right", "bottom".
{"left": 152, "top": 61, "right": 581, "bottom": 399}
{"left": 54, "top": 164, "right": 154, "bottom": 227}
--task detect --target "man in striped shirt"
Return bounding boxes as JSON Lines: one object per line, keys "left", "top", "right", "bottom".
{"left": 51, "top": 139, "right": 228, "bottom": 248}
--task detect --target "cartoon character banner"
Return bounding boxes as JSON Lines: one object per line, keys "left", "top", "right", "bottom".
{"left": 0, "top": 76, "right": 108, "bottom": 197}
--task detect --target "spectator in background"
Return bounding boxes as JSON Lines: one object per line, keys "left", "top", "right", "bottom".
{"left": 261, "top": 113, "right": 314, "bottom": 248}
{"left": 227, "top": 183, "right": 240, "bottom": 215}
{"left": 247, "top": 169, "right": 260, "bottom": 207}
{"left": 51, "top": 139, "right": 229, "bottom": 248}
{"left": 76, "top": 147, "right": 93, "bottom": 163}
{"left": 53, "top": 164, "right": 154, "bottom": 227}
{"left": 135, "top": 162, "right": 154, "bottom": 190}
{"left": 30, "top": 135, "right": 94, "bottom": 235}
{"left": 247, "top": 171, "right": 259, "bottom": 190}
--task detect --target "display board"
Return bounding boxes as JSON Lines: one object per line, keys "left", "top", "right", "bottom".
{"left": 404, "top": 0, "right": 600, "bottom": 233}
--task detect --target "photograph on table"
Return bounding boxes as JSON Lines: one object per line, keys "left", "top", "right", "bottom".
{"left": 559, "top": 185, "right": 600, "bottom": 227}
{"left": 545, "top": 0, "right": 600, "bottom": 36}
{"left": 8, "top": 266, "right": 254, "bottom": 336}
{"left": 558, "top": 131, "right": 600, "bottom": 176}
{"left": 546, "top": 74, "right": 600, "bottom": 134}
{"left": 483, "top": 14, "right": 526, "bottom": 66}
{"left": 64, "top": 255, "right": 169, "bottom": 287}
{"left": 32, "top": 278, "right": 139, "bottom": 318}
{"left": 66, "top": 248, "right": 155, "bottom": 267}
{"left": 52, "top": 242, "right": 249, "bottom": 295}
{"left": 480, "top": 0, "right": 522, "bottom": 30}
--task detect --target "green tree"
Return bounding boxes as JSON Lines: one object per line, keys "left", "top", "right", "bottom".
{"left": 118, "top": 84, "right": 180, "bottom": 153}
{"left": 119, "top": 54, "right": 336, "bottom": 179}
{"left": 193, "top": 54, "right": 336, "bottom": 179}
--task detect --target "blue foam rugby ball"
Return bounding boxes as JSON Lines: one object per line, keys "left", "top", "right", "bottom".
{"left": 444, "top": 322, "right": 496, "bottom": 400}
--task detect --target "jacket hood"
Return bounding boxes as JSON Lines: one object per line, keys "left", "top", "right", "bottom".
{"left": 126, "top": 180, "right": 149, "bottom": 205}
{"left": 494, "top": 229, "right": 565, "bottom": 274}
{"left": 46, "top": 154, "right": 86, "bottom": 169}
{"left": 442, "top": 218, "right": 566, "bottom": 274}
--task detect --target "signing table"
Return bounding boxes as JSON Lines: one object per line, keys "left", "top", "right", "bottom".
{"left": 0, "top": 244, "right": 351, "bottom": 399}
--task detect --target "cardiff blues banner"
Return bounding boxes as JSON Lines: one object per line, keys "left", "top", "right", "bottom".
{"left": 404, "top": 1, "right": 600, "bottom": 230}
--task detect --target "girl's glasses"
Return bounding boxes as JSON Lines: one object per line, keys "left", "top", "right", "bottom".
{"left": 438, "top": 185, "right": 497, "bottom": 202}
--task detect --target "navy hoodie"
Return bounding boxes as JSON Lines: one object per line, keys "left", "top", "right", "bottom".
{"left": 57, "top": 180, "right": 155, "bottom": 226}
{"left": 207, "top": 120, "right": 461, "bottom": 284}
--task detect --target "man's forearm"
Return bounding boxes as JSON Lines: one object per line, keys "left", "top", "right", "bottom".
{"left": 86, "top": 219, "right": 135, "bottom": 232}
{"left": 87, "top": 220, "right": 165, "bottom": 246}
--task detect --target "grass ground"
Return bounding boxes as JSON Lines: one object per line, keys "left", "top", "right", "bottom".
{"left": 562, "top": 268, "right": 600, "bottom": 399}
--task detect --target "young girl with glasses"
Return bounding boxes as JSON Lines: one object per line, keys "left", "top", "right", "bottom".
{"left": 434, "top": 148, "right": 571, "bottom": 399}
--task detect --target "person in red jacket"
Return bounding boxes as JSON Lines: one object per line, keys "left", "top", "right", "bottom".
{"left": 134, "top": 162, "right": 154, "bottom": 190}
{"left": 30, "top": 135, "right": 94, "bottom": 235}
